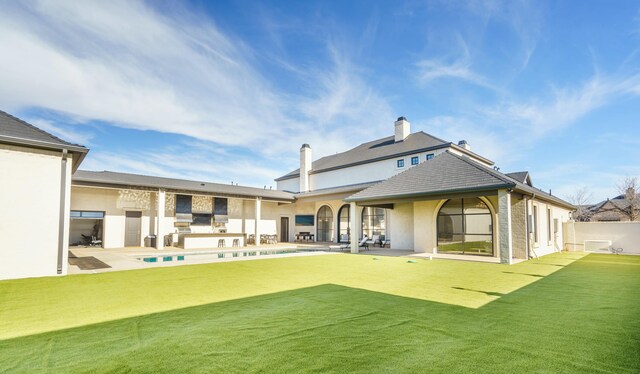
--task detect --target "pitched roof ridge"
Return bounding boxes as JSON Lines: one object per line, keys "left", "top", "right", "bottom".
{"left": 0, "top": 109, "right": 84, "bottom": 148}
{"left": 414, "top": 130, "right": 449, "bottom": 144}
{"left": 444, "top": 150, "right": 514, "bottom": 185}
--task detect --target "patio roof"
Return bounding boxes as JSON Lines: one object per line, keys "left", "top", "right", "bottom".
{"left": 73, "top": 170, "right": 296, "bottom": 202}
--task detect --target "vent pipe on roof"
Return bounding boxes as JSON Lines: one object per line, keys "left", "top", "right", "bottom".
{"left": 394, "top": 117, "right": 410, "bottom": 142}
{"left": 300, "top": 144, "right": 312, "bottom": 192}
{"left": 458, "top": 140, "right": 471, "bottom": 151}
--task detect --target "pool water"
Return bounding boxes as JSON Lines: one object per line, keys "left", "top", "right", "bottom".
{"left": 137, "top": 248, "right": 326, "bottom": 263}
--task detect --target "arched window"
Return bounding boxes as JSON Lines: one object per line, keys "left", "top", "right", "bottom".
{"left": 361, "top": 207, "right": 387, "bottom": 239}
{"left": 337, "top": 205, "right": 350, "bottom": 242}
{"left": 316, "top": 205, "right": 334, "bottom": 242}
{"left": 437, "top": 198, "right": 493, "bottom": 256}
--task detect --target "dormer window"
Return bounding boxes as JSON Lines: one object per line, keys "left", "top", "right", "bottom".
{"left": 411, "top": 156, "right": 419, "bottom": 165}
{"left": 397, "top": 159, "right": 405, "bottom": 168}
{"left": 426, "top": 154, "right": 434, "bottom": 160}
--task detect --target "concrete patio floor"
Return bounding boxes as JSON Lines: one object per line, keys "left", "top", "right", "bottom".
{"left": 68, "top": 243, "right": 521, "bottom": 274}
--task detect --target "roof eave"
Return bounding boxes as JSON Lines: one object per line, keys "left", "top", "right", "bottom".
{"left": 72, "top": 178, "right": 296, "bottom": 202}
{"left": 0, "top": 135, "right": 89, "bottom": 172}
{"left": 344, "top": 184, "right": 515, "bottom": 203}
{"left": 275, "top": 143, "right": 454, "bottom": 181}
{"left": 449, "top": 143, "right": 494, "bottom": 165}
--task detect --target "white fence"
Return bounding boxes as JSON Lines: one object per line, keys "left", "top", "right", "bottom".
{"left": 563, "top": 221, "right": 640, "bottom": 254}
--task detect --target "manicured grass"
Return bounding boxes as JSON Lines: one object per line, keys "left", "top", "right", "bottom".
{"left": 1, "top": 253, "right": 639, "bottom": 373}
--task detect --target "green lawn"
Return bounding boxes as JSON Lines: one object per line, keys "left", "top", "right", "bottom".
{"left": 1, "top": 252, "right": 639, "bottom": 373}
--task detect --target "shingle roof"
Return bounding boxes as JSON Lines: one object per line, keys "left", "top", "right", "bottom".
{"left": 73, "top": 170, "right": 295, "bottom": 202}
{"left": 275, "top": 131, "right": 492, "bottom": 181}
{"left": 345, "top": 151, "right": 574, "bottom": 209}
{"left": 294, "top": 181, "right": 382, "bottom": 198}
{"left": 506, "top": 171, "right": 531, "bottom": 186}
{"left": 589, "top": 195, "right": 632, "bottom": 212}
{"left": 0, "top": 110, "right": 85, "bottom": 149}
{"left": 0, "top": 110, "right": 89, "bottom": 171}
{"left": 345, "top": 151, "right": 512, "bottom": 201}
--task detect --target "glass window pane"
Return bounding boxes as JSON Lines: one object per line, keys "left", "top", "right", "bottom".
{"left": 81, "top": 211, "right": 104, "bottom": 219}
{"left": 440, "top": 199, "right": 463, "bottom": 215}
{"left": 464, "top": 214, "right": 492, "bottom": 234}
{"left": 70, "top": 211, "right": 81, "bottom": 218}
{"left": 438, "top": 215, "right": 463, "bottom": 235}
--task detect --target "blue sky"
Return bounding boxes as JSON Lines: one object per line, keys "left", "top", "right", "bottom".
{"left": 1, "top": 0, "right": 638, "bottom": 202}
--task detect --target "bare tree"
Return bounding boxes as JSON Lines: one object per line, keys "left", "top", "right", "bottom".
{"left": 617, "top": 176, "right": 640, "bottom": 221}
{"left": 567, "top": 187, "right": 592, "bottom": 221}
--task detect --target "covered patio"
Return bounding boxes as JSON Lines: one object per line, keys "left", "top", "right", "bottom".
{"left": 343, "top": 151, "right": 574, "bottom": 264}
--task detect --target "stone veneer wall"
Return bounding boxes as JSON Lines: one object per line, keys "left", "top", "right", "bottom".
{"left": 511, "top": 195, "right": 528, "bottom": 259}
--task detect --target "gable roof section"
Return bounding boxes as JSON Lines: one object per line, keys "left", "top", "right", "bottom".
{"left": 0, "top": 110, "right": 88, "bottom": 170}
{"left": 506, "top": 171, "right": 532, "bottom": 186}
{"left": 275, "top": 131, "right": 492, "bottom": 181}
{"left": 73, "top": 170, "right": 295, "bottom": 202}
{"left": 345, "top": 151, "right": 513, "bottom": 202}
{"left": 345, "top": 151, "right": 574, "bottom": 209}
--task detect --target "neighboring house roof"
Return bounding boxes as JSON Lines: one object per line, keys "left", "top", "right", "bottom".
{"left": 588, "top": 195, "right": 633, "bottom": 215}
{"left": 275, "top": 131, "right": 493, "bottom": 181}
{"left": 345, "top": 151, "right": 574, "bottom": 209}
{"left": 0, "top": 110, "right": 88, "bottom": 171}
{"left": 73, "top": 170, "right": 295, "bottom": 202}
{"left": 293, "top": 181, "right": 382, "bottom": 199}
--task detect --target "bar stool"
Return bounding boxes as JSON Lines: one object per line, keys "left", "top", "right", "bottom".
{"left": 218, "top": 239, "right": 225, "bottom": 247}
{"left": 232, "top": 238, "right": 239, "bottom": 247}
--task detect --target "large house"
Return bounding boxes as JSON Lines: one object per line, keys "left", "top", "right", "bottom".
{"left": 0, "top": 112, "right": 575, "bottom": 280}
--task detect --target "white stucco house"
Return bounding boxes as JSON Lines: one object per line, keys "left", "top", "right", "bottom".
{"left": 0, "top": 110, "right": 88, "bottom": 279}
{"left": 0, "top": 112, "right": 574, "bottom": 280}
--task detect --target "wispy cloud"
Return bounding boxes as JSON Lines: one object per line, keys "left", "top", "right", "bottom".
{"left": 0, "top": 0, "right": 394, "bottom": 183}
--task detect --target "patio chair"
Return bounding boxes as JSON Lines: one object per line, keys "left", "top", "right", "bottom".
{"left": 90, "top": 236, "right": 102, "bottom": 247}
{"left": 371, "top": 235, "right": 380, "bottom": 247}
{"left": 359, "top": 236, "right": 369, "bottom": 251}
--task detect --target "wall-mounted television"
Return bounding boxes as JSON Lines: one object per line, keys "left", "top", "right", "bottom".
{"left": 295, "top": 215, "right": 314, "bottom": 226}
{"left": 192, "top": 213, "right": 212, "bottom": 226}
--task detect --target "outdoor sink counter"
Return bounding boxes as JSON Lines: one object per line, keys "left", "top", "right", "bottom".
{"left": 178, "top": 233, "right": 246, "bottom": 249}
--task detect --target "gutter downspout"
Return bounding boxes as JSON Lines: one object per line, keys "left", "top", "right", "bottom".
{"left": 57, "top": 149, "right": 68, "bottom": 274}
{"left": 524, "top": 196, "right": 530, "bottom": 259}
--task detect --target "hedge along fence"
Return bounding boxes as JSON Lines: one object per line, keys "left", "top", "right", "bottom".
{"left": 563, "top": 221, "right": 640, "bottom": 254}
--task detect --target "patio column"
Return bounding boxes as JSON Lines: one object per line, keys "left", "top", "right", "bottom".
{"left": 255, "top": 197, "right": 261, "bottom": 246}
{"left": 156, "top": 189, "right": 165, "bottom": 250}
{"left": 498, "top": 189, "right": 513, "bottom": 264}
{"left": 350, "top": 202, "right": 359, "bottom": 253}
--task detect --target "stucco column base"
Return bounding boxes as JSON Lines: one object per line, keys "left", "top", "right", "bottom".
{"left": 156, "top": 189, "right": 165, "bottom": 250}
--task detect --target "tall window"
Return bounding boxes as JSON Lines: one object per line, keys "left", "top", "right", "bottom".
{"left": 338, "top": 205, "right": 350, "bottom": 242}
{"left": 361, "top": 207, "right": 387, "bottom": 239}
{"left": 437, "top": 198, "right": 493, "bottom": 256}
{"left": 316, "top": 205, "right": 334, "bottom": 242}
